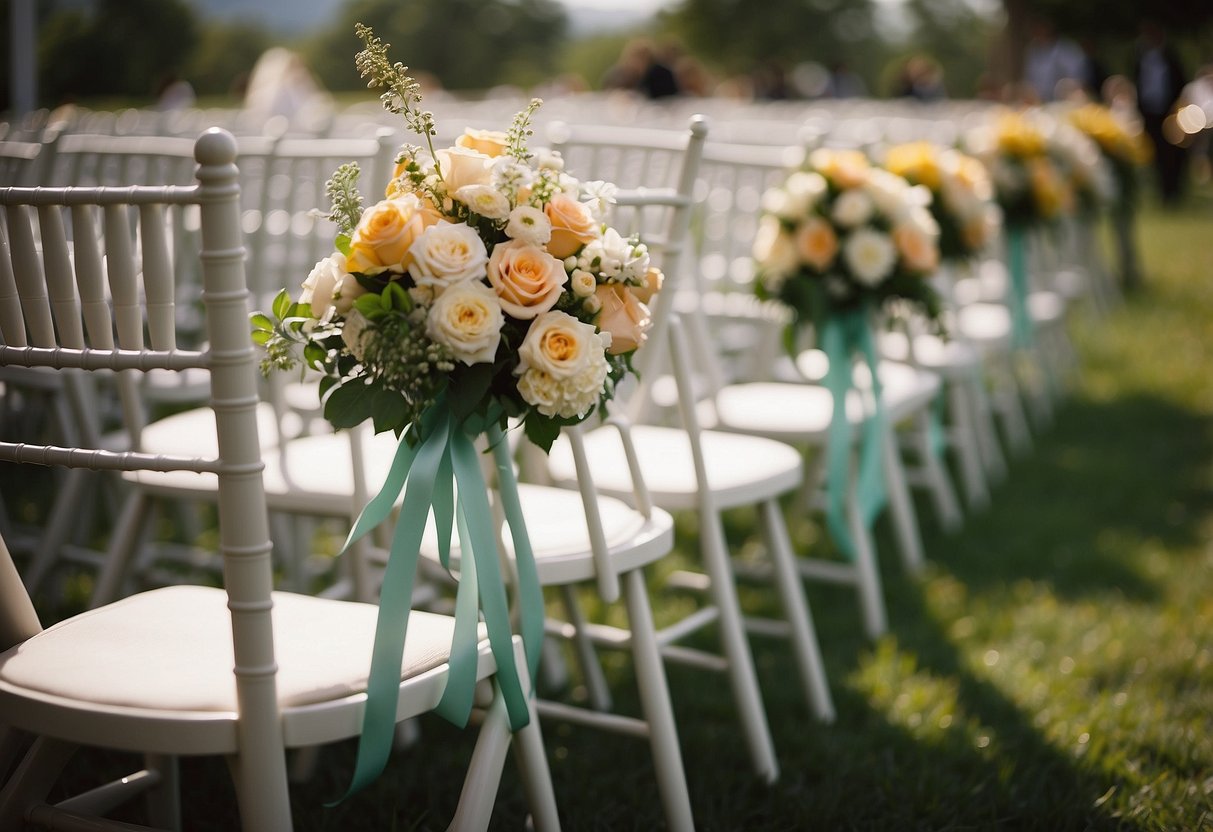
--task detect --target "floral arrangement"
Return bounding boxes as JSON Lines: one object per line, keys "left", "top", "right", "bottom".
{"left": 1066, "top": 103, "right": 1152, "bottom": 206}
{"left": 751, "top": 147, "right": 942, "bottom": 327}
{"left": 883, "top": 141, "right": 1001, "bottom": 262}
{"left": 254, "top": 24, "right": 662, "bottom": 451}
{"left": 965, "top": 110, "right": 1073, "bottom": 229}
{"left": 1042, "top": 115, "right": 1117, "bottom": 216}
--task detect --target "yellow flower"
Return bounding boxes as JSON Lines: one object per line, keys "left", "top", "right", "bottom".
{"left": 885, "top": 142, "right": 943, "bottom": 193}
{"left": 809, "top": 148, "right": 870, "bottom": 189}
{"left": 995, "top": 113, "right": 1047, "bottom": 159}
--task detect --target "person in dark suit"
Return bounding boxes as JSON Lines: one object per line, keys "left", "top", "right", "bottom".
{"left": 1134, "top": 20, "right": 1189, "bottom": 205}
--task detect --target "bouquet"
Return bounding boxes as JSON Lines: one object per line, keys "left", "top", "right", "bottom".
{"left": 1043, "top": 114, "right": 1117, "bottom": 217}
{"left": 752, "top": 147, "right": 942, "bottom": 328}
{"left": 966, "top": 110, "right": 1073, "bottom": 230}
{"left": 883, "top": 141, "right": 1001, "bottom": 263}
{"left": 251, "top": 24, "right": 665, "bottom": 796}
{"left": 255, "top": 24, "right": 662, "bottom": 453}
{"left": 1066, "top": 103, "right": 1152, "bottom": 207}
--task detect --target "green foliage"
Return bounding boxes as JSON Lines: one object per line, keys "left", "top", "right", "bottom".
{"left": 186, "top": 21, "right": 271, "bottom": 97}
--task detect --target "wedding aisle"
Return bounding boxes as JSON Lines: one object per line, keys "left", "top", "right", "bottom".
{"left": 39, "top": 195, "right": 1213, "bottom": 829}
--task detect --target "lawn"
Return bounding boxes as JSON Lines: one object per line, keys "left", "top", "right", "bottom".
{"left": 24, "top": 193, "right": 1213, "bottom": 830}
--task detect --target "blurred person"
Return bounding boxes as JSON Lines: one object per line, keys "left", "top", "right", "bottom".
{"left": 1134, "top": 20, "right": 1188, "bottom": 205}
{"left": 752, "top": 60, "right": 792, "bottom": 101}
{"left": 1077, "top": 38, "right": 1110, "bottom": 101}
{"left": 894, "top": 55, "right": 947, "bottom": 101}
{"left": 244, "top": 48, "right": 334, "bottom": 129}
{"left": 602, "top": 39, "right": 680, "bottom": 99}
{"left": 155, "top": 72, "right": 195, "bottom": 111}
{"left": 824, "top": 60, "right": 867, "bottom": 98}
{"left": 1023, "top": 18, "right": 1085, "bottom": 103}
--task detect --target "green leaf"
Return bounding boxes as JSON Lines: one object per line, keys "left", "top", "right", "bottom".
{"left": 251, "top": 330, "right": 272, "bottom": 346}
{"left": 371, "top": 388, "right": 408, "bottom": 434}
{"left": 303, "top": 342, "right": 327, "bottom": 368}
{"left": 448, "top": 363, "right": 494, "bottom": 422}
{"left": 335, "top": 233, "right": 352, "bottom": 257}
{"left": 386, "top": 281, "right": 412, "bottom": 313}
{"left": 354, "top": 293, "right": 385, "bottom": 319}
{"left": 272, "top": 289, "right": 292, "bottom": 321}
{"left": 323, "top": 381, "right": 375, "bottom": 429}
{"left": 250, "top": 312, "right": 274, "bottom": 332}
{"left": 523, "top": 413, "right": 561, "bottom": 454}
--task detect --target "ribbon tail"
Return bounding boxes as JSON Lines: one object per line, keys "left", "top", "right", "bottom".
{"left": 338, "top": 431, "right": 418, "bottom": 557}
{"left": 821, "top": 317, "right": 858, "bottom": 560}
{"left": 434, "top": 498, "right": 483, "bottom": 727}
{"left": 1006, "top": 227, "right": 1034, "bottom": 350}
{"left": 328, "top": 413, "right": 451, "bottom": 804}
{"left": 855, "top": 322, "right": 887, "bottom": 527}
{"left": 489, "top": 422, "right": 544, "bottom": 686}
{"left": 449, "top": 432, "right": 531, "bottom": 731}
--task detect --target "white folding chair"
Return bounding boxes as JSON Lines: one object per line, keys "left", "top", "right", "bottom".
{"left": 0, "top": 129, "right": 558, "bottom": 832}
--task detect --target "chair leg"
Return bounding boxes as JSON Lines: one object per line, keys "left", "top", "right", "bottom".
{"left": 992, "top": 356, "right": 1032, "bottom": 456}
{"left": 224, "top": 746, "right": 293, "bottom": 832}
{"left": 143, "top": 754, "right": 181, "bottom": 832}
{"left": 559, "top": 585, "right": 613, "bottom": 712}
{"left": 0, "top": 736, "right": 77, "bottom": 831}
{"left": 621, "top": 567, "right": 694, "bottom": 832}
{"left": 971, "top": 368, "right": 1008, "bottom": 482}
{"left": 880, "top": 422, "right": 925, "bottom": 574}
{"left": 912, "top": 411, "right": 963, "bottom": 533}
{"left": 450, "top": 683, "right": 514, "bottom": 832}
{"left": 508, "top": 640, "right": 561, "bottom": 832}
{"left": 847, "top": 494, "right": 887, "bottom": 639}
{"left": 758, "top": 498, "right": 835, "bottom": 723}
{"left": 949, "top": 380, "right": 990, "bottom": 511}
{"left": 698, "top": 507, "right": 779, "bottom": 783}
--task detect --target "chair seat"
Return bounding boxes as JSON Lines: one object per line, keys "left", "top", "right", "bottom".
{"left": 421, "top": 483, "right": 674, "bottom": 589}
{"left": 546, "top": 426, "right": 802, "bottom": 512}
{"left": 954, "top": 303, "right": 1013, "bottom": 350}
{"left": 0, "top": 585, "right": 476, "bottom": 752}
{"left": 137, "top": 401, "right": 285, "bottom": 458}
{"left": 877, "top": 330, "right": 982, "bottom": 377}
{"left": 705, "top": 360, "right": 940, "bottom": 443}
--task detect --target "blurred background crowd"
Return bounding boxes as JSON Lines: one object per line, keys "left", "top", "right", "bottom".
{"left": 2, "top": 0, "right": 1211, "bottom": 203}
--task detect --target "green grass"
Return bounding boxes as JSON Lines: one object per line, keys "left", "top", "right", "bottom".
{"left": 23, "top": 194, "right": 1213, "bottom": 829}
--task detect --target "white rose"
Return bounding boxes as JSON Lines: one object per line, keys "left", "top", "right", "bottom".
{"left": 425, "top": 280, "right": 504, "bottom": 365}
{"left": 843, "top": 228, "right": 897, "bottom": 287}
{"left": 906, "top": 205, "right": 940, "bottom": 238}
{"left": 515, "top": 310, "right": 609, "bottom": 419}
{"left": 831, "top": 188, "right": 874, "bottom": 228}
{"left": 436, "top": 146, "right": 494, "bottom": 193}
{"left": 752, "top": 214, "right": 799, "bottom": 278}
{"left": 453, "top": 184, "right": 511, "bottom": 220}
{"left": 409, "top": 221, "right": 489, "bottom": 292}
{"left": 300, "top": 252, "right": 365, "bottom": 319}
{"left": 506, "top": 205, "right": 553, "bottom": 246}
{"left": 784, "top": 171, "right": 828, "bottom": 213}
{"left": 864, "top": 168, "right": 913, "bottom": 221}
{"left": 536, "top": 149, "right": 564, "bottom": 171}
{"left": 761, "top": 187, "right": 795, "bottom": 220}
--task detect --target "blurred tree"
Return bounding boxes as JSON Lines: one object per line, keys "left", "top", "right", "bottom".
{"left": 897, "top": 0, "right": 999, "bottom": 98}
{"left": 306, "top": 0, "right": 567, "bottom": 93}
{"left": 665, "top": 0, "right": 889, "bottom": 94}
{"left": 38, "top": 0, "right": 199, "bottom": 104}
{"left": 187, "top": 22, "right": 272, "bottom": 98}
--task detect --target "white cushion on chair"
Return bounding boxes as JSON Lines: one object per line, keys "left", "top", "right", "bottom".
{"left": 0, "top": 586, "right": 462, "bottom": 713}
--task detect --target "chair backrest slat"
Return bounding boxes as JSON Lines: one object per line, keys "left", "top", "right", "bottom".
{"left": 37, "top": 205, "right": 85, "bottom": 349}
{"left": 4, "top": 204, "right": 54, "bottom": 346}
{"left": 0, "top": 221, "right": 29, "bottom": 346}
{"left": 102, "top": 204, "right": 143, "bottom": 350}
{"left": 69, "top": 205, "right": 114, "bottom": 349}
{"left": 139, "top": 203, "right": 176, "bottom": 350}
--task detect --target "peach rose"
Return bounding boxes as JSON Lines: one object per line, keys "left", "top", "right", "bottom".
{"left": 794, "top": 216, "right": 839, "bottom": 272}
{"left": 347, "top": 195, "right": 430, "bottom": 275}
{"left": 456, "top": 128, "right": 510, "bottom": 158}
{"left": 892, "top": 224, "right": 940, "bottom": 274}
{"left": 594, "top": 284, "right": 652, "bottom": 355}
{"left": 544, "top": 193, "right": 599, "bottom": 259}
{"left": 809, "top": 148, "right": 870, "bottom": 190}
{"left": 629, "top": 266, "right": 664, "bottom": 304}
{"left": 436, "top": 146, "right": 494, "bottom": 194}
{"left": 487, "top": 239, "right": 568, "bottom": 319}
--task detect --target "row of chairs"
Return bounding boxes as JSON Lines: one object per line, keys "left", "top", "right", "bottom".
{"left": 0, "top": 103, "right": 1104, "bottom": 828}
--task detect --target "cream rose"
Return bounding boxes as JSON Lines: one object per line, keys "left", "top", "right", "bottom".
{"left": 456, "top": 127, "right": 510, "bottom": 158}
{"left": 594, "top": 284, "right": 651, "bottom": 355}
{"left": 570, "top": 269, "right": 597, "bottom": 298}
{"left": 437, "top": 146, "right": 494, "bottom": 194}
{"left": 425, "top": 280, "right": 504, "bottom": 365}
{"left": 831, "top": 188, "right": 874, "bottom": 228}
{"left": 347, "top": 195, "right": 429, "bottom": 275}
{"left": 544, "top": 193, "right": 599, "bottom": 259}
{"left": 515, "top": 310, "right": 610, "bottom": 419}
{"left": 752, "top": 214, "right": 799, "bottom": 279}
{"left": 794, "top": 217, "right": 839, "bottom": 272}
{"left": 409, "top": 222, "right": 489, "bottom": 291}
{"left": 843, "top": 228, "right": 896, "bottom": 287}
{"left": 487, "top": 239, "right": 569, "bottom": 319}
{"left": 300, "top": 252, "right": 366, "bottom": 319}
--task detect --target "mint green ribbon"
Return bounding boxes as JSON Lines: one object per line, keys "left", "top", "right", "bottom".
{"left": 327, "top": 398, "right": 543, "bottom": 803}
{"left": 820, "top": 309, "right": 887, "bottom": 560}
{"left": 1006, "top": 227, "right": 1034, "bottom": 350}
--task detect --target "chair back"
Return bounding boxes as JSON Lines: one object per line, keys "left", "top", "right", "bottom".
{"left": 547, "top": 115, "right": 708, "bottom": 421}
{"left": 0, "top": 128, "right": 285, "bottom": 755}
{"left": 0, "top": 140, "right": 44, "bottom": 187}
